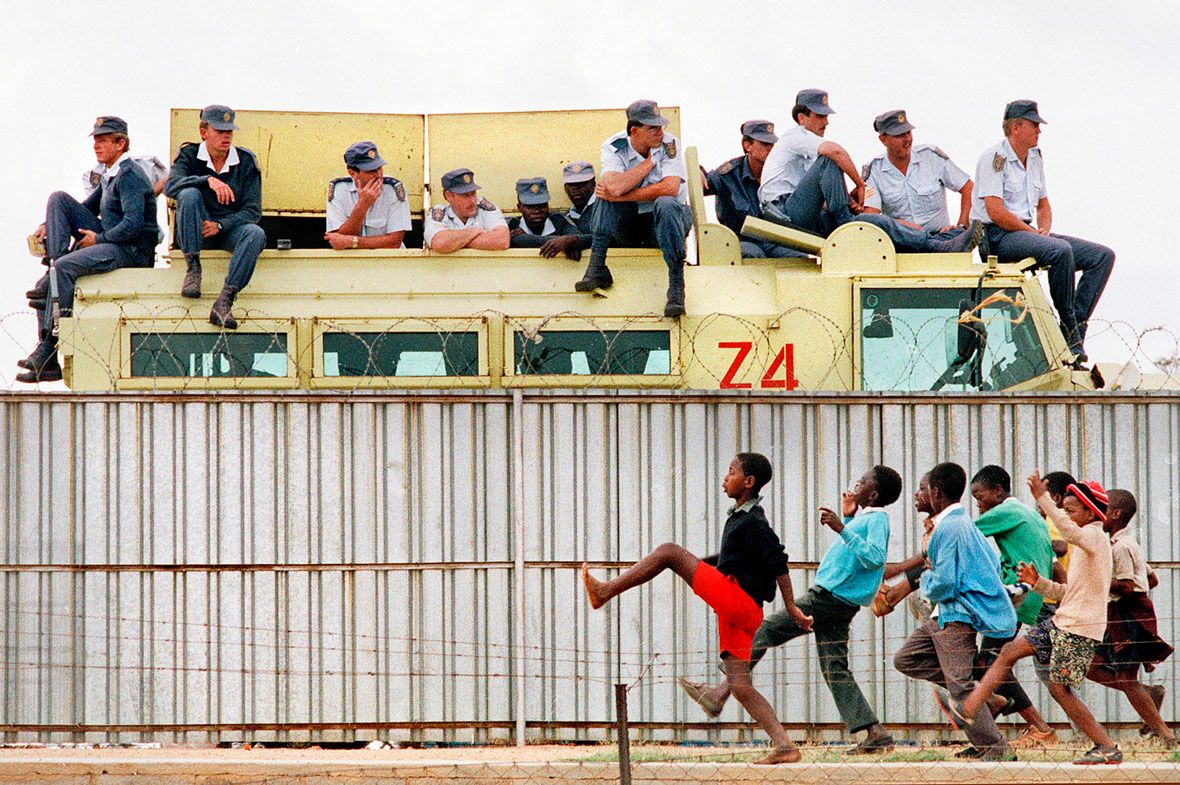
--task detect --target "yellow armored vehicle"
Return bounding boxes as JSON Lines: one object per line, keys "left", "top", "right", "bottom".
{"left": 59, "top": 107, "right": 1099, "bottom": 393}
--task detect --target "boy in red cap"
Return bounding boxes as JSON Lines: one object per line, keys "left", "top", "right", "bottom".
{"left": 936, "top": 471, "right": 1120, "bottom": 765}
{"left": 581, "top": 452, "right": 811, "bottom": 764}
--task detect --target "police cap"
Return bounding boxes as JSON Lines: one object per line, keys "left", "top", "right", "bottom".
{"left": 1004, "top": 99, "right": 1047, "bottom": 124}
{"left": 515, "top": 177, "right": 550, "bottom": 205}
{"left": 200, "top": 105, "right": 239, "bottom": 131}
{"left": 740, "top": 119, "right": 778, "bottom": 143}
{"left": 344, "top": 141, "right": 387, "bottom": 172}
{"left": 626, "top": 99, "right": 670, "bottom": 127}
{"left": 562, "top": 161, "right": 595, "bottom": 183}
{"left": 441, "top": 167, "right": 480, "bottom": 194}
{"left": 796, "top": 88, "right": 834, "bottom": 116}
{"left": 873, "top": 109, "right": 915, "bottom": 136}
{"left": 90, "top": 116, "right": 128, "bottom": 136}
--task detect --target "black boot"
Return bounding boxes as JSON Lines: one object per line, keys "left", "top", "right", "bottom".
{"left": 209, "top": 286, "right": 239, "bottom": 329}
{"left": 16, "top": 339, "right": 62, "bottom": 382}
{"left": 663, "top": 261, "right": 686, "bottom": 318}
{"left": 181, "top": 254, "right": 202, "bottom": 298}
{"left": 574, "top": 256, "right": 614, "bottom": 292}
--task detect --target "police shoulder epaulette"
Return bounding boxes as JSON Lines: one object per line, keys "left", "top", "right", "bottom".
{"left": 382, "top": 176, "right": 406, "bottom": 201}
{"left": 327, "top": 177, "right": 350, "bottom": 202}
{"left": 664, "top": 139, "right": 677, "bottom": 159}
{"left": 861, "top": 162, "right": 872, "bottom": 180}
{"left": 478, "top": 197, "right": 497, "bottom": 211}
{"left": 430, "top": 206, "right": 446, "bottom": 222}
{"left": 716, "top": 155, "right": 742, "bottom": 175}
{"left": 178, "top": 141, "right": 199, "bottom": 157}
{"left": 235, "top": 146, "right": 261, "bottom": 173}
{"left": 611, "top": 137, "right": 629, "bottom": 151}
{"left": 917, "top": 144, "right": 948, "bottom": 160}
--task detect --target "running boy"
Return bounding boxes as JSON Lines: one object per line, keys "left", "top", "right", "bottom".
{"left": 581, "top": 452, "right": 810, "bottom": 764}
{"left": 678, "top": 465, "right": 902, "bottom": 754}
{"left": 939, "top": 471, "right": 1120, "bottom": 765}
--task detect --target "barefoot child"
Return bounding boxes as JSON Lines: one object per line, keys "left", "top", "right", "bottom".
{"left": 581, "top": 452, "right": 811, "bottom": 764}
{"left": 939, "top": 472, "right": 1121, "bottom": 765}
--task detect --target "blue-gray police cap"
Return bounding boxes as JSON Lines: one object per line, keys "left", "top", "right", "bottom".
{"left": 740, "top": 119, "right": 778, "bottom": 144}
{"left": 873, "top": 109, "right": 915, "bottom": 136}
{"left": 344, "top": 141, "right": 386, "bottom": 171}
{"left": 516, "top": 177, "right": 550, "bottom": 205}
{"left": 1004, "top": 99, "right": 1046, "bottom": 124}
{"left": 201, "top": 105, "right": 239, "bottom": 131}
{"left": 562, "top": 161, "right": 595, "bottom": 183}
{"left": 796, "top": 88, "right": 834, "bottom": 116}
{"left": 90, "top": 115, "right": 128, "bottom": 136}
{"left": 441, "top": 167, "right": 480, "bottom": 194}
{"left": 626, "top": 99, "right": 670, "bottom": 127}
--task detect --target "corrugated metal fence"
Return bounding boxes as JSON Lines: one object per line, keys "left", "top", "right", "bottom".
{"left": 1, "top": 390, "right": 1178, "bottom": 743}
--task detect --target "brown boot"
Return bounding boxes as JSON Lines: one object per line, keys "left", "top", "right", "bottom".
{"left": 209, "top": 286, "right": 239, "bottom": 330}
{"left": 181, "top": 255, "right": 202, "bottom": 298}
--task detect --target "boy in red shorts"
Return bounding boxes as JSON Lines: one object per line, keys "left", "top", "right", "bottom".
{"left": 581, "top": 452, "right": 812, "bottom": 764}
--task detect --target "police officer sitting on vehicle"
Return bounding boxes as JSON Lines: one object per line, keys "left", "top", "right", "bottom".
{"left": 19, "top": 116, "right": 157, "bottom": 383}
{"left": 423, "top": 168, "right": 510, "bottom": 253}
{"left": 165, "top": 105, "right": 265, "bottom": 330}
{"left": 508, "top": 177, "right": 560, "bottom": 248}
{"left": 702, "top": 119, "right": 807, "bottom": 258}
{"left": 574, "top": 99, "right": 693, "bottom": 317}
{"left": 862, "top": 110, "right": 974, "bottom": 239}
{"left": 325, "top": 141, "right": 411, "bottom": 249}
{"left": 759, "top": 89, "right": 979, "bottom": 255}
{"left": 542, "top": 161, "right": 597, "bottom": 261}
{"left": 971, "top": 100, "right": 1114, "bottom": 365}
{"left": 84, "top": 155, "right": 167, "bottom": 198}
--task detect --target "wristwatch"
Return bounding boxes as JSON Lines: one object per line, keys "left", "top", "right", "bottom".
{"left": 351, "top": 236, "right": 359, "bottom": 249}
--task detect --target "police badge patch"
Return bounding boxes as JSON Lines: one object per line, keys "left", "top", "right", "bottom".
{"left": 861, "top": 162, "right": 871, "bottom": 180}
{"left": 993, "top": 153, "right": 1005, "bottom": 172}
{"left": 394, "top": 182, "right": 405, "bottom": 201}
{"left": 431, "top": 206, "right": 446, "bottom": 222}
{"left": 664, "top": 140, "right": 677, "bottom": 159}
{"left": 89, "top": 171, "right": 101, "bottom": 188}
{"left": 478, "top": 198, "right": 496, "bottom": 211}
{"left": 326, "top": 182, "right": 334, "bottom": 202}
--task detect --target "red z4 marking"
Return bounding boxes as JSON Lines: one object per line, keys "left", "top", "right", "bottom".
{"left": 761, "top": 344, "right": 799, "bottom": 390}
{"left": 718, "top": 341, "right": 752, "bottom": 389}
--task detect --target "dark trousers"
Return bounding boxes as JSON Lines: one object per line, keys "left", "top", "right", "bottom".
{"left": 37, "top": 191, "right": 138, "bottom": 339}
{"left": 745, "top": 586, "right": 880, "bottom": 733}
{"left": 976, "top": 625, "right": 1033, "bottom": 715}
{"left": 894, "top": 618, "right": 1006, "bottom": 749}
{"left": 587, "top": 196, "right": 692, "bottom": 271}
{"left": 174, "top": 189, "right": 266, "bottom": 291}
{"left": 985, "top": 225, "right": 1114, "bottom": 352}
{"left": 739, "top": 238, "right": 811, "bottom": 259}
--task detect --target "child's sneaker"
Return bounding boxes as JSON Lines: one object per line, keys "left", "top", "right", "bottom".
{"left": 1011, "top": 727, "right": 1058, "bottom": 748}
{"left": 1072, "top": 745, "right": 1122, "bottom": 765}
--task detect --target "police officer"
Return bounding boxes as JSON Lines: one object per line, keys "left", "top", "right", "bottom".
{"left": 165, "top": 105, "right": 265, "bottom": 330}
{"left": 325, "top": 141, "right": 411, "bottom": 249}
{"left": 862, "top": 110, "right": 973, "bottom": 237}
{"left": 575, "top": 99, "right": 693, "bottom": 317}
{"left": 760, "top": 90, "right": 978, "bottom": 254}
{"left": 83, "top": 155, "right": 167, "bottom": 197}
{"left": 508, "top": 177, "right": 560, "bottom": 248}
{"left": 703, "top": 119, "right": 806, "bottom": 258}
{"left": 971, "top": 100, "right": 1114, "bottom": 364}
{"left": 541, "top": 161, "right": 597, "bottom": 260}
{"left": 19, "top": 116, "right": 157, "bottom": 383}
{"left": 423, "top": 168, "right": 509, "bottom": 252}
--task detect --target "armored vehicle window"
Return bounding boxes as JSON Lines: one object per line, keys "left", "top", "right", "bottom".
{"left": 130, "top": 333, "right": 289, "bottom": 378}
{"left": 860, "top": 287, "right": 1049, "bottom": 392}
{"left": 514, "top": 330, "right": 671, "bottom": 376}
{"left": 322, "top": 332, "right": 479, "bottom": 377}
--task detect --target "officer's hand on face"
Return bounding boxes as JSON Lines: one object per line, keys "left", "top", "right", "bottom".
{"left": 357, "top": 177, "right": 382, "bottom": 208}
{"left": 75, "top": 229, "right": 97, "bottom": 249}
{"left": 33, "top": 223, "right": 47, "bottom": 240}
{"left": 201, "top": 220, "right": 220, "bottom": 238}
{"left": 324, "top": 231, "right": 355, "bottom": 250}
{"left": 207, "top": 177, "right": 235, "bottom": 205}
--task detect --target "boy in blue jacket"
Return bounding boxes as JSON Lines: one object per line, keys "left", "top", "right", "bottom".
{"left": 893, "top": 462, "right": 1017, "bottom": 761}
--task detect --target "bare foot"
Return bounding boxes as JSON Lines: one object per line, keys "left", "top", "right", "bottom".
{"left": 581, "top": 563, "right": 609, "bottom": 609}
{"left": 753, "top": 745, "right": 802, "bottom": 764}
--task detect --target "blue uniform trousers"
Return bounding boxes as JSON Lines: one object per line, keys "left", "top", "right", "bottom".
{"left": 762, "top": 158, "right": 950, "bottom": 253}
{"left": 985, "top": 225, "right": 1114, "bottom": 352}
{"left": 174, "top": 189, "right": 266, "bottom": 291}
{"left": 38, "top": 191, "right": 139, "bottom": 339}
{"left": 740, "top": 239, "right": 811, "bottom": 259}
{"left": 588, "top": 196, "right": 692, "bottom": 271}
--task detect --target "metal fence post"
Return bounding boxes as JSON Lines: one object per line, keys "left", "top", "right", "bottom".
{"left": 615, "top": 684, "right": 632, "bottom": 785}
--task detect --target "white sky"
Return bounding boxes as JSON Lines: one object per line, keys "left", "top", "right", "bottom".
{"left": 2, "top": 0, "right": 1178, "bottom": 387}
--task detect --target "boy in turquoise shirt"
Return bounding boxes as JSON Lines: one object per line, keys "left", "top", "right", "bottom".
{"left": 680, "top": 465, "right": 903, "bottom": 754}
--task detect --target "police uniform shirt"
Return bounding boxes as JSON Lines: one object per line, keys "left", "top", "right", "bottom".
{"left": 565, "top": 194, "right": 596, "bottom": 226}
{"left": 757, "top": 124, "right": 823, "bottom": 206}
{"left": 970, "top": 139, "right": 1047, "bottom": 225}
{"left": 326, "top": 178, "right": 412, "bottom": 244}
{"left": 422, "top": 200, "right": 507, "bottom": 246}
{"left": 600, "top": 130, "right": 688, "bottom": 212}
{"left": 508, "top": 215, "right": 559, "bottom": 236}
{"left": 863, "top": 145, "right": 970, "bottom": 231}
{"left": 83, "top": 155, "right": 167, "bottom": 196}
{"left": 706, "top": 156, "right": 762, "bottom": 236}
